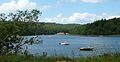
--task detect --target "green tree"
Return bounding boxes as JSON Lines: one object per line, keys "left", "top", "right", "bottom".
{"left": 0, "top": 9, "right": 42, "bottom": 55}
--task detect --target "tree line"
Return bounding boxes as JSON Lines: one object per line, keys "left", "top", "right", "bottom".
{"left": 0, "top": 10, "right": 120, "bottom": 38}
{"left": 71, "top": 18, "right": 120, "bottom": 35}
{"left": 0, "top": 9, "right": 120, "bottom": 37}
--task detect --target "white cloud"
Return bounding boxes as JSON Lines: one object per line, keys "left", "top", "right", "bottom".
{"left": 17, "top": 0, "right": 36, "bottom": 9}
{"left": 0, "top": 0, "right": 52, "bottom": 12}
{"left": 42, "top": 12, "right": 120, "bottom": 24}
{"left": 107, "top": 15, "right": 120, "bottom": 20}
{"left": 67, "top": 13, "right": 103, "bottom": 24}
{"left": 80, "top": 0, "right": 101, "bottom": 3}
{"left": 0, "top": 0, "right": 37, "bottom": 12}
{"left": 43, "top": 13, "right": 67, "bottom": 23}
{"left": 42, "top": 12, "right": 103, "bottom": 24}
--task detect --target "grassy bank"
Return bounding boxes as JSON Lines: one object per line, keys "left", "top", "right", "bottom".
{"left": 0, "top": 53, "right": 120, "bottom": 62}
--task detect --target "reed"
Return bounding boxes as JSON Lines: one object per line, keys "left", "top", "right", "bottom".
{"left": 0, "top": 53, "right": 120, "bottom": 62}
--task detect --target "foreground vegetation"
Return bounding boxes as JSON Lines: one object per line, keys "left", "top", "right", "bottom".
{"left": 0, "top": 53, "right": 120, "bottom": 62}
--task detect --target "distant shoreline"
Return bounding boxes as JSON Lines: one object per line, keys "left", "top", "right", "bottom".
{"left": 22, "top": 34, "right": 120, "bottom": 37}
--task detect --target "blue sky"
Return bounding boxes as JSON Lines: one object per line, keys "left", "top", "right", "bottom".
{"left": 0, "top": 0, "right": 120, "bottom": 24}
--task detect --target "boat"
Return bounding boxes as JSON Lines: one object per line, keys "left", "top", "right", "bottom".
{"left": 80, "top": 47, "right": 94, "bottom": 51}
{"left": 59, "top": 41, "right": 70, "bottom": 45}
{"left": 48, "top": 35, "right": 52, "bottom": 38}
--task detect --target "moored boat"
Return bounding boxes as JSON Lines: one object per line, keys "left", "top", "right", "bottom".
{"left": 59, "top": 41, "right": 70, "bottom": 45}
{"left": 80, "top": 47, "right": 94, "bottom": 51}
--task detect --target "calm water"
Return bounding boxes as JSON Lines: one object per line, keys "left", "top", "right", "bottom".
{"left": 24, "top": 35, "right": 120, "bottom": 57}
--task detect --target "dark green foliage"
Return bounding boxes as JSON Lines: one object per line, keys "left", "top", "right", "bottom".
{"left": 0, "top": 21, "right": 79, "bottom": 36}
{"left": 72, "top": 18, "right": 120, "bottom": 35}
{"left": 0, "top": 9, "right": 42, "bottom": 55}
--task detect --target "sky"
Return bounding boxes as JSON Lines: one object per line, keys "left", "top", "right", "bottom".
{"left": 0, "top": 0, "right": 120, "bottom": 24}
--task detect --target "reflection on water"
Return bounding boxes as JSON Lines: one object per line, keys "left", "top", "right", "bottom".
{"left": 24, "top": 35, "right": 120, "bottom": 57}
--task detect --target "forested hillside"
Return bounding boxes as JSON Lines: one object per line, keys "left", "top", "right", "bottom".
{"left": 72, "top": 18, "right": 120, "bottom": 35}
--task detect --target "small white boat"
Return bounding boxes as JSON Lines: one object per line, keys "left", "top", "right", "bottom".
{"left": 80, "top": 47, "right": 94, "bottom": 51}
{"left": 59, "top": 41, "right": 70, "bottom": 45}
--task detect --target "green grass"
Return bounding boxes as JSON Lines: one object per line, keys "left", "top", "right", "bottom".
{"left": 74, "top": 53, "right": 120, "bottom": 62}
{"left": 0, "top": 53, "right": 120, "bottom": 62}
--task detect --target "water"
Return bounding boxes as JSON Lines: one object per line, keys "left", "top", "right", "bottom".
{"left": 24, "top": 35, "right": 120, "bottom": 57}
